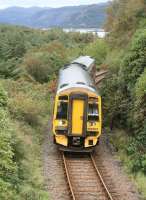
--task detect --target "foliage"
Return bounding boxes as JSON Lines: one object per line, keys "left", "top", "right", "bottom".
{"left": 0, "top": 24, "right": 96, "bottom": 199}
{"left": 0, "top": 84, "right": 7, "bottom": 107}
{"left": 105, "top": 0, "right": 146, "bottom": 47}
{"left": 0, "top": 79, "right": 49, "bottom": 200}
{"left": 0, "top": 24, "right": 97, "bottom": 198}
{"left": 120, "top": 29, "right": 146, "bottom": 91}
{"left": 0, "top": 58, "right": 23, "bottom": 79}
{"left": 0, "top": 25, "right": 93, "bottom": 82}
{"left": 134, "top": 69, "right": 146, "bottom": 132}
{"left": 0, "top": 84, "right": 19, "bottom": 199}
{"left": 103, "top": 0, "right": 146, "bottom": 176}
{"left": 84, "top": 39, "right": 108, "bottom": 65}
{"left": 108, "top": 129, "right": 146, "bottom": 198}
{"left": 24, "top": 41, "right": 68, "bottom": 83}
{"left": 126, "top": 70, "right": 146, "bottom": 174}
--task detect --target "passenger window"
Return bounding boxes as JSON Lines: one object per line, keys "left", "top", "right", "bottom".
{"left": 56, "top": 102, "right": 68, "bottom": 119}
{"left": 88, "top": 104, "right": 99, "bottom": 121}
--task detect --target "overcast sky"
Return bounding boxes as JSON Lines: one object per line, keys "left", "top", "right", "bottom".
{"left": 0, "top": 0, "right": 109, "bottom": 9}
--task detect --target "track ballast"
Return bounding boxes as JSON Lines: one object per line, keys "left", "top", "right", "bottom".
{"left": 62, "top": 152, "right": 115, "bottom": 200}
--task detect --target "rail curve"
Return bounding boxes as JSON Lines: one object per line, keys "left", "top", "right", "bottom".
{"left": 62, "top": 152, "right": 114, "bottom": 200}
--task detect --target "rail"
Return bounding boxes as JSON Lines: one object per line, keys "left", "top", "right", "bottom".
{"left": 62, "top": 152, "right": 114, "bottom": 200}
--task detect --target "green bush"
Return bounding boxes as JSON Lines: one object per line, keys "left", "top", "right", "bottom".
{"left": 0, "top": 80, "right": 49, "bottom": 199}
{"left": 0, "top": 84, "right": 8, "bottom": 107}
{"left": 120, "top": 29, "right": 146, "bottom": 91}
{"left": 24, "top": 41, "right": 68, "bottom": 83}
{"left": 84, "top": 38, "right": 108, "bottom": 66}
{"left": 0, "top": 24, "right": 96, "bottom": 199}
{"left": 102, "top": 16, "right": 146, "bottom": 175}
{"left": 0, "top": 58, "right": 23, "bottom": 79}
{"left": 0, "top": 85, "right": 20, "bottom": 199}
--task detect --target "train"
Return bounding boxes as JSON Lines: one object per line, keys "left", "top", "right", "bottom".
{"left": 52, "top": 56, "right": 102, "bottom": 152}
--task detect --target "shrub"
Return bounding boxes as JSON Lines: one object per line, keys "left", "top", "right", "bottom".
{"left": 84, "top": 38, "right": 108, "bottom": 66}
{"left": 0, "top": 80, "right": 49, "bottom": 199}
{"left": 120, "top": 29, "right": 146, "bottom": 91}
{"left": 0, "top": 84, "right": 8, "bottom": 107}
{"left": 0, "top": 85, "right": 20, "bottom": 199}
{"left": 5, "top": 80, "right": 48, "bottom": 127}
{"left": 24, "top": 41, "right": 68, "bottom": 83}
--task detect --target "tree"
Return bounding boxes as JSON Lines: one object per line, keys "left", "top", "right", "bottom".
{"left": 105, "top": 0, "right": 146, "bottom": 47}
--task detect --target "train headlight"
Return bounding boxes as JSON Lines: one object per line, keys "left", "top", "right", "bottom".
{"left": 58, "top": 120, "right": 66, "bottom": 126}
{"left": 59, "top": 120, "right": 63, "bottom": 126}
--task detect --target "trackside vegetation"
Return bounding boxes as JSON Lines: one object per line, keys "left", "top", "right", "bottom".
{"left": 98, "top": 0, "right": 146, "bottom": 198}
{"left": 0, "top": 25, "right": 95, "bottom": 199}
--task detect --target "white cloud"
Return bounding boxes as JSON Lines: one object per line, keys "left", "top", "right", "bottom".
{"left": 0, "top": 0, "right": 109, "bottom": 9}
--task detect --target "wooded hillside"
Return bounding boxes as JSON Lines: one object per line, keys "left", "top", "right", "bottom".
{"left": 0, "top": 3, "right": 108, "bottom": 28}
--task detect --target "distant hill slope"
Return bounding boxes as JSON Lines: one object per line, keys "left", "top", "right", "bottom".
{"left": 0, "top": 3, "right": 108, "bottom": 28}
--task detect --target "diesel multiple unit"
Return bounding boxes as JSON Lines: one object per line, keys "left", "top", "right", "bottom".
{"left": 52, "top": 56, "right": 102, "bottom": 152}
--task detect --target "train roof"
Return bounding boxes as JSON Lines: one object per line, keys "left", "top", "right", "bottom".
{"left": 71, "top": 56, "right": 95, "bottom": 71}
{"left": 57, "top": 56, "right": 99, "bottom": 95}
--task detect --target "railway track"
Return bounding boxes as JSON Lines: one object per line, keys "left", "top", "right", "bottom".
{"left": 95, "top": 70, "right": 108, "bottom": 85}
{"left": 62, "top": 153, "right": 114, "bottom": 200}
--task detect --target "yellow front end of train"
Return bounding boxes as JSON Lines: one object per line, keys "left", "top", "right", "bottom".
{"left": 53, "top": 90, "right": 102, "bottom": 152}
{"left": 52, "top": 56, "right": 102, "bottom": 152}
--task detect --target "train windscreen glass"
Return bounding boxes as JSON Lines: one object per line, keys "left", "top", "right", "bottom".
{"left": 88, "top": 104, "right": 99, "bottom": 121}
{"left": 56, "top": 102, "right": 68, "bottom": 119}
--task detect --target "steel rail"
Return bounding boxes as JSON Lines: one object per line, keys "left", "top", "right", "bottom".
{"left": 95, "top": 70, "right": 108, "bottom": 77}
{"left": 95, "top": 75, "right": 106, "bottom": 84}
{"left": 90, "top": 154, "right": 114, "bottom": 200}
{"left": 62, "top": 153, "right": 76, "bottom": 200}
{"left": 63, "top": 152, "right": 114, "bottom": 200}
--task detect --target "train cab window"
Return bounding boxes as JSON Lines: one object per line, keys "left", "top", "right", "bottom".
{"left": 76, "top": 82, "right": 85, "bottom": 85}
{"left": 60, "top": 84, "right": 69, "bottom": 89}
{"left": 56, "top": 102, "right": 68, "bottom": 119}
{"left": 59, "top": 95, "right": 68, "bottom": 100}
{"left": 88, "top": 104, "right": 99, "bottom": 121}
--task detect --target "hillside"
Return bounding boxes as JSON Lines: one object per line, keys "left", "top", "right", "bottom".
{"left": 0, "top": 3, "right": 108, "bottom": 28}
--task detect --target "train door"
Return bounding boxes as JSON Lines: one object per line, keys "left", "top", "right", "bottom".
{"left": 72, "top": 99, "right": 84, "bottom": 135}
{"left": 69, "top": 94, "right": 88, "bottom": 137}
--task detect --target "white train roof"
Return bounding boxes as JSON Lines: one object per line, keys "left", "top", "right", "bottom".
{"left": 57, "top": 56, "right": 99, "bottom": 95}
{"left": 71, "top": 56, "right": 95, "bottom": 71}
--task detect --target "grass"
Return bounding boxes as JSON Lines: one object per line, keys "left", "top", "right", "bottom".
{"left": 1, "top": 79, "right": 50, "bottom": 200}
{"left": 106, "top": 128, "right": 146, "bottom": 200}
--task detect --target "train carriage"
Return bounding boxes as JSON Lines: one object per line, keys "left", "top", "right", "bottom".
{"left": 52, "top": 56, "right": 102, "bottom": 152}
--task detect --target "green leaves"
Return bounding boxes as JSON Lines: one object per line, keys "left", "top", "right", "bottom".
{"left": 0, "top": 25, "right": 95, "bottom": 199}
{"left": 0, "top": 58, "right": 23, "bottom": 79}
{"left": 0, "top": 86, "right": 20, "bottom": 199}
{"left": 84, "top": 39, "right": 108, "bottom": 66}
{"left": 0, "top": 84, "right": 7, "bottom": 107}
{"left": 24, "top": 41, "right": 68, "bottom": 83}
{"left": 135, "top": 67, "right": 146, "bottom": 101}
{"left": 105, "top": 0, "right": 146, "bottom": 47}
{"left": 0, "top": 28, "right": 26, "bottom": 60}
{"left": 103, "top": 1, "right": 146, "bottom": 174}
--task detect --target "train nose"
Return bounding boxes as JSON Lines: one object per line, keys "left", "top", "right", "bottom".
{"left": 72, "top": 137, "right": 81, "bottom": 146}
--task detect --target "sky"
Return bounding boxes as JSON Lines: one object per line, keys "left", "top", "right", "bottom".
{"left": 0, "top": 0, "right": 109, "bottom": 9}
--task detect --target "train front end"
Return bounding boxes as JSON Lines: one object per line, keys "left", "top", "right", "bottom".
{"left": 53, "top": 91, "right": 102, "bottom": 152}
{"left": 52, "top": 56, "right": 102, "bottom": 152}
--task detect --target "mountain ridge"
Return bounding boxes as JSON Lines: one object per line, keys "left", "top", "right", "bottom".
{"left": 0, "top": 3, "right": 108, "bottom": 28}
